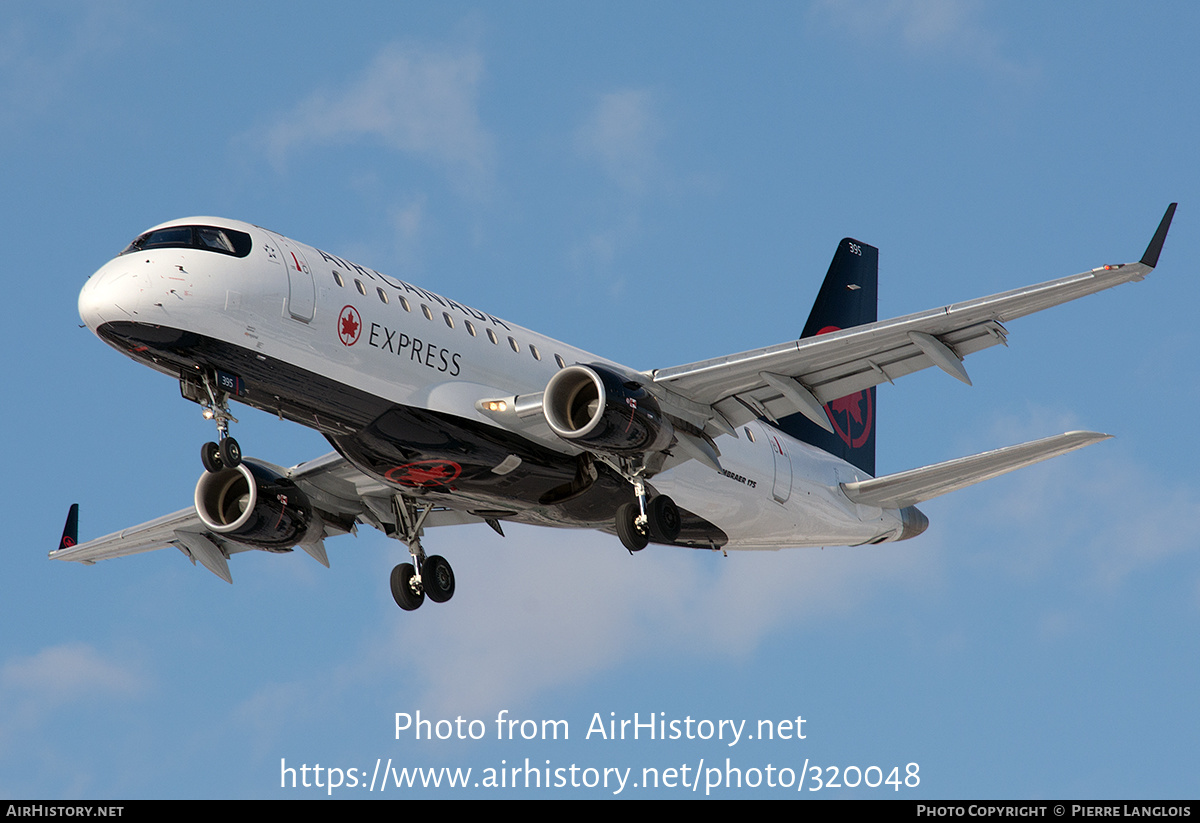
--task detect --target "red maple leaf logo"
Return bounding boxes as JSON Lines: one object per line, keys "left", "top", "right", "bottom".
{"left": 338, "top": 306, "right": 361, "bottom": 346}
{"left": 385, "top": 460, "right": 463, "bottom": 488}
{"left": 814, "top": 325, "right": 872, "bottom": 449}
{"left": 824, "top": 390, "right": 873, "bottom": 448}
{"left": 829, "top": 393, "right": 863, "bottom": 425}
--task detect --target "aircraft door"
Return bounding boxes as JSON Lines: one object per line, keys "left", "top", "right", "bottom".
{"left": 276, "top": 236, "right": 315, "bottom": 322}
{"left": 757, "top": 423, "right": 793, "bottom": 503}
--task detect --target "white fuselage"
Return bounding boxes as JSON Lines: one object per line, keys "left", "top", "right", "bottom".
{"left": 79, "top": 217, "right": 913, "bottom": 550}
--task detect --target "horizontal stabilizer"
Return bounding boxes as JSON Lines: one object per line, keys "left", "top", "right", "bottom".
{"left": 840, "top": 431, "right": 1111, "bottom": 509}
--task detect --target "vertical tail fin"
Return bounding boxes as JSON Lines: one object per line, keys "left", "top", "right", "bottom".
{"left": 775, "top": 238, "right": 878, "bottom": 476}
{"left": 59, "top": 503, "right": 79, "bottom": 551}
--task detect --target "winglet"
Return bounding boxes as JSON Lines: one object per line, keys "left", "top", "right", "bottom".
{"left": 58, "top": 504, "right": 79, "bottom": 552}
{"left": 1140, "top": 203, "right": 1177, "bottom": 268}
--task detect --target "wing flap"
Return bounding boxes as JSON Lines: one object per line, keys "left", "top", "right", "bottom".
{"left": 840, "top": 431, "right": 1111, "bottom": 509}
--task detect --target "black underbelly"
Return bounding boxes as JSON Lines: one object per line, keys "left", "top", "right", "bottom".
{"left": 97, "top": 320, "right": 728, "bottom": 546}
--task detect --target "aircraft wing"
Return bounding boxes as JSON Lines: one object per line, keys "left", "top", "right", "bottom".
{"left": 49, "top": 452, "right": 485, "bottom": 582}
{"left": 839, "top": 430, "right": 1110, "bottom": 509}
{"left": 649, "top": 205, "right": 1176, "bottom": 436}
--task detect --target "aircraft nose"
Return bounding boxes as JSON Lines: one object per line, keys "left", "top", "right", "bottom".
{"left": 78, "top": 260, "right": 144, "bottom": 333}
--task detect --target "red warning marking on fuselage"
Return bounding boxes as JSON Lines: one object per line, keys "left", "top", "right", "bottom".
{"left": 815, "top": 326, "right": 873, "bottom": 449}
{"left": 290, "top": 251, "right": 302, "bottom": 272}
{"left": 385, "top": 460, "right": 462, "bottom": 488}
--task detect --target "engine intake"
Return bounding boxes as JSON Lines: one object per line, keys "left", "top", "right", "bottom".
{"left": 543, "top": 364, "right": 673, "bottom": 454}
{"left": 194, "top": 460, "right": 315, "bottom": 550}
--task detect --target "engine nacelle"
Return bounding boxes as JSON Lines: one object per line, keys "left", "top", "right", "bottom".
{"left": 543, "top": 364, "right": 673, "bottom": 454}
{"left": 194, "top": 460, "right": 315, "bottom": 550}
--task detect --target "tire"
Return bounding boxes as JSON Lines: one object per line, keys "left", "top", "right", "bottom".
{"left": 616, "top": 502, "right": 648, "bottom": 552}
{"left": 201, "top": 441, "right": 223, "bottom": 473}
{"left": 647, "top": 495, "right": 681, "bottom": 543}
{"left": 390, "top": 563, "right": 424, "bottom": 611}
{"left": 219, "top": 437, "right": 242, "bottom": 468}
{"left": 422, "top": 555, "right": 456, "bottom": 603}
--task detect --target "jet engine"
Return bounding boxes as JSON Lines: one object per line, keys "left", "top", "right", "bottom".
{"left": 543, "top": 364, "right": 673, "bottom": 454}
{"left": 194, "top": 460, "right": 317, "bottom": 550}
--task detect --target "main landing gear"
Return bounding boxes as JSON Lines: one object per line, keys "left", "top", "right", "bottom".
{"left": 614, "top": 467, "right": 680, "bottom": 553}
{"left": 389, "top": 495, "right": 455, "bottom": 611}
{"left": 196, "top": 372, "right": 242, "bottom": 473}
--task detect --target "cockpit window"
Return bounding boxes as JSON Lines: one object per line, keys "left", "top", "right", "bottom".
{"left": 120, "top": 225, "right": 253, "bottom": 258}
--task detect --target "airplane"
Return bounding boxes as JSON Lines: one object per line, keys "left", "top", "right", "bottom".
{"left": 52, "top": 204, "right": 1177, "bottom": 611}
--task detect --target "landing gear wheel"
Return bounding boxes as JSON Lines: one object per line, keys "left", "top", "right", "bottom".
{"left": 218, "top": 437, "right": 242, "bottom": 468}
{"left": 647, "top": 495, "right": 681, "bottom": 543}
{"left": 201, "top": 441, "right": 223, "bottom": 473}
{"left": 616, "top": 502, "right": 648, "bottom": 552}
{"left": 390, "top": 563, "right": 424, "bottom": 611}
{"left": 422, "top": 555, "right": 456, "bottom": 603}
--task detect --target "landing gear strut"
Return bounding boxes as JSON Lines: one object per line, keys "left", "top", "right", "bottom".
{"left": 196, "top": 371, "right": 241, "bottom": 473}
{"left": 389, "top": 495, "right": 455, "bottom": 611}
{"left": 613, "top": 461, "right": 680, "bottom": 553}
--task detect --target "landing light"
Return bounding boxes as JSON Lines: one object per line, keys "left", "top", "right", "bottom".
{"left": 475, "top": 397, "right": 517, "bottom": 417}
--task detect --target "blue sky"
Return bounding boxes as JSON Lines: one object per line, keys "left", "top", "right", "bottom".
{"left": 3, "top": 1, "right": 1198, "bottom": 798}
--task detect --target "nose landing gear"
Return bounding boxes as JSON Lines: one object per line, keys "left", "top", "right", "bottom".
{"left": 190, "top": 370, "right": 242, "bottom": 473}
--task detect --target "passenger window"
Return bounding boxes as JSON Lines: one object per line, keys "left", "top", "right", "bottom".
{"left": 465, "top": 320, "right": 477, "bottom": 337}
{"left": 508, "top": 336, "right": 520, "bottom": 353}
{"left": 332, "top": 272, "right": 344, "bottom": 287}
{"left": 529, "top": 344, "right": 541, "bottom": 361}
{"left": 554, "top": 354, "right": 566, "bottom": 369}
{"left": 399, "top": 296, "right": 410, "bottom": 312}
{"left": 355, "top": 280, "right": 366, "bottom": 296}
{"left": 443, "top": 312, "right": 454, "bottom": 329}
{"left": 421, "top": 304, "right": 433, "bottom": 320}
{"left": 377, "top": 287, "right": 388, "bottom": 304}
{"left": 486, "top": 329, "right": 498, "bottom": 344}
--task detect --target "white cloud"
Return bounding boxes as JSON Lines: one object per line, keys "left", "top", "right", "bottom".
{"left": 568, "top": 89, "right": 664, "bottom": 285}
{"left": 0, "top": 642, "right": 148, "bottom": 756}
{"left": 259, "top": 42, "right": 494, "bottom": 197}
{"left": 944, "top": 432, "right": 1200, "bottom": 593}
{"left": 2, "top": 642, "right": 144, "bottom": 701}
{"left": 810, "top": 0, "right": 1030, "bottom": 78}
{"left": 575, "top": 89, "right": 662, "bottom": 194}
{"left": 334, "top": 523, "right": 932, "bottom": 717}
{"left": 0, "top": 4, "right": 142, "bottom": 129}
